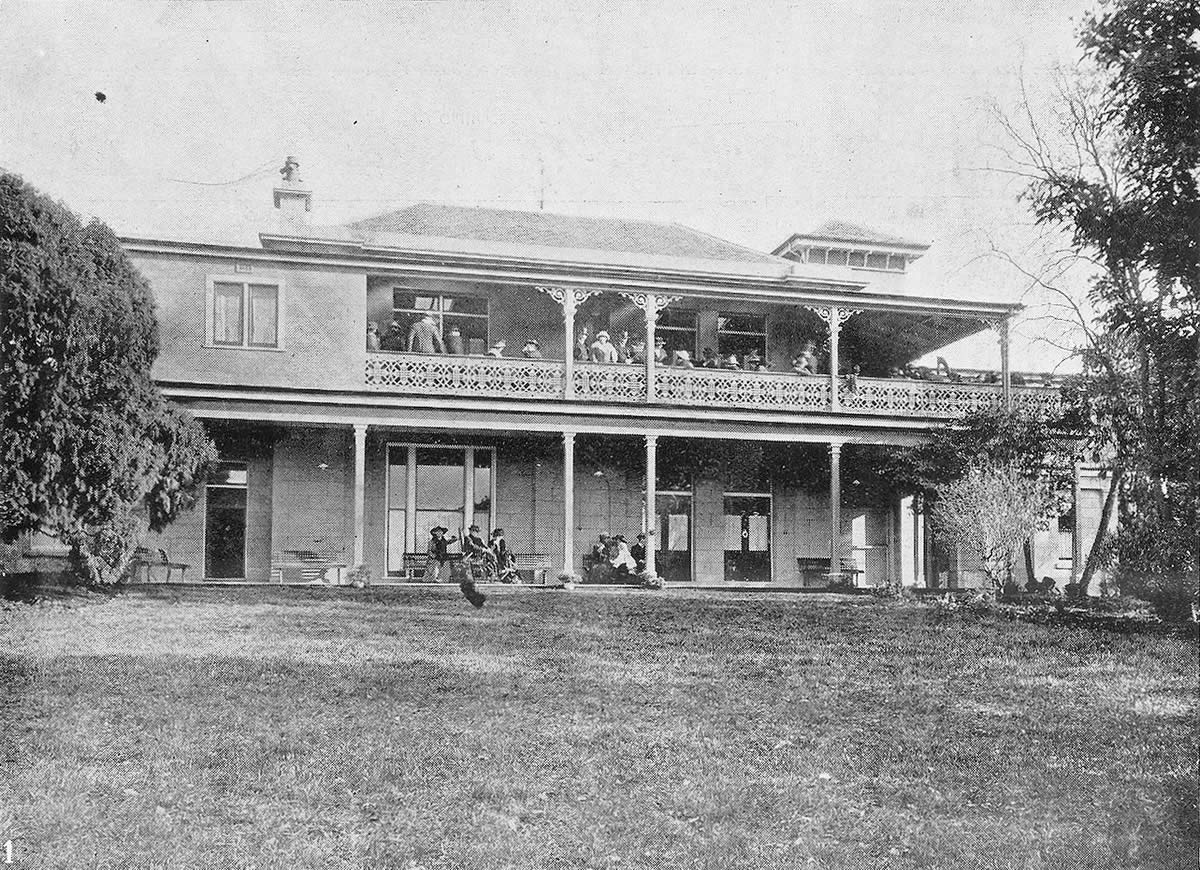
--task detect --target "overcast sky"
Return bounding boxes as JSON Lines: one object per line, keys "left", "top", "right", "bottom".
{"left": 0, "top": 0, "right": 1094, "bottom": 369}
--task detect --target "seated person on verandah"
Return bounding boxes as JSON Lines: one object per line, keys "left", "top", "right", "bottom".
{"left": 463, "top": 524, "right": 498, "bottom": 580}
{"left": 489, "top": 528, "right": 519, "bottom": 583}
{"left": 608, "top": 535, "right": 638, "bottom": 581}
{"left": 587, "top": 534, "right": 613, "bottom": 582}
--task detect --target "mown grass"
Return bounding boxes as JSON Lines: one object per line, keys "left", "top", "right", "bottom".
{"left": 1, "top": 586, "right": 1196, "bottom": 869}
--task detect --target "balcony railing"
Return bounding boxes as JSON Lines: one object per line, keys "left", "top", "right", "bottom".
{"left": 365, "top": 352, "right": 1061, "bottom": 419}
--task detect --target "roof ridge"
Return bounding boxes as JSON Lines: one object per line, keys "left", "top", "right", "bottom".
{"left": 667, "top": 220, "right": 783, "bottom": 261}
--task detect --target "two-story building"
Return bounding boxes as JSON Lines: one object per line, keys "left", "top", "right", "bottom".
{"left": 121, "top": 164, "right": 1082, "bottom": 588}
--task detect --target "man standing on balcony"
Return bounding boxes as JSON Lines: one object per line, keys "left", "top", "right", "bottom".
{"left": 408, "top": 313, "right": 446, "bottom": 354}
{"left": 590, "top": 330, "right": 618, "bottom": 363}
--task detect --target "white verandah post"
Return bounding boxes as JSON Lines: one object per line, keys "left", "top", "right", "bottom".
{"left": 998, "top": 318, "right": 1012, "bottom": 411}
{"left": 829, "top": 441, "right": 842, "bottom": 579}
{"left": 352, "top": 423, "right": 368, "bottom": 568}
{"left": 644, "top": 434, "right": 658, "bottom": 578}
{"left": 562, "top": 430, "right": 575, "bottom": 578}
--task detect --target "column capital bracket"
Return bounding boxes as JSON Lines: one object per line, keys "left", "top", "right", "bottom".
{"left": 620, "top": 291, "right": 680, "bottom": 313}
{"left": 806, "top": 305, "right": 862, "bottom": 332}
{"left": 536, "top": 285, "right": 600, "bottom": 310}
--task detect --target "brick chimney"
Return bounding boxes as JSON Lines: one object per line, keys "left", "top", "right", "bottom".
{"left": 273, "top": 155, "right": 312, "bottom": 227}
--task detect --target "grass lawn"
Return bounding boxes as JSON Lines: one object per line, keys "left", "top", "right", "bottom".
{"left": 1, "top": 586, "right": 1196, "bottom": 869}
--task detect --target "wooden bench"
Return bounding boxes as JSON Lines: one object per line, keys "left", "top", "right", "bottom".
{"left": 400, "top": 552, "right": 549, "bottom": 582}
{"left": 131, "top": 548, "right": 190, "bottom": 583}
{"left": 797, "top": 557, "right": 862, "bottom": 587}
{"left": 271, "top": 548, "right": 347, "bottom": 584}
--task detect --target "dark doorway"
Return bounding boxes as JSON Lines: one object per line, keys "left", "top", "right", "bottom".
{"left": 205, "top": 462, "right": 248, "bottom": 579}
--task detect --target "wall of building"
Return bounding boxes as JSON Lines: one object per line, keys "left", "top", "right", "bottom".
{"left": 270, "top": 427, "right": 354, "bottom": 566}
{"left": 133, "top": 252, "right": 367, "bottom": 392}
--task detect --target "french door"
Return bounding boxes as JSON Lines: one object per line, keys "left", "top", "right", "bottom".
{"left": 723, "top": 493, "right": 771, "bottom": 582}
{"left": 386, "top": 445, "right": 495, "bottom": 575}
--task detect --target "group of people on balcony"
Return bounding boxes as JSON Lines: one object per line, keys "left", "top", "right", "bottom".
{"left": 367, "top": 317, "right": 833, "bottom": 377}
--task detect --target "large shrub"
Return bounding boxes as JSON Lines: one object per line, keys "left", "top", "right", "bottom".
{"left": 1, "top": 172, "right": 216, "bottom": 584}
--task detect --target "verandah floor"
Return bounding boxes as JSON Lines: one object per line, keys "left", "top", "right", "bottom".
{"left": 2, "top": 586, "right": 1195, "bottom": 869}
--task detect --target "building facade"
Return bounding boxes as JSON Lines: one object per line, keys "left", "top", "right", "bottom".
{"left": 119, "top": 168, "right": 1090, "bottom": 588}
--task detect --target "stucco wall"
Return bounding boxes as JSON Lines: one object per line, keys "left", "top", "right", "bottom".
{"left": 132, "top": 252, "right": 367, "bottom": 392}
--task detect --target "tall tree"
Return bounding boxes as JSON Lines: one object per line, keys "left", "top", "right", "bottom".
{"left": 1, "top": 172, "right": 216, "bottom": 584}
{"left": 1001, "top": 0, "right": 1198, "bottom": 610}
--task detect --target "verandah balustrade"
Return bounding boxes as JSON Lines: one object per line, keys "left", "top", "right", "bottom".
{"left": 364, "top": 352, "right": 1060, "bottom": 418}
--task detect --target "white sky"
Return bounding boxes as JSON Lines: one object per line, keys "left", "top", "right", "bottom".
{"left": 0, "top": 0, "right": 1094, "bottom": 370}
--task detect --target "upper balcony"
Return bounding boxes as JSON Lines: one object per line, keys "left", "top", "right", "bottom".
{"left": 360, "top": 279, "right": 1062, "bottom": 422}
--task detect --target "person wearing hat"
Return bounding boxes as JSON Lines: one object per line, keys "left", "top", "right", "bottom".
{"left": 608, "top": 534, "right": 637, "bottom": 580}
{"left": 653, "top": 336, "right": 669, "bottom": 366}
{"left": 723, "top": 353, "right": 741, "bottom": 370}
{"left": 590, "top": 330, "right": 618, "bottom": 363}
{"left": 408, "top": 313, "right": 446, "bottom": 355}
{"left": 671, "top": 349, "right": 694, "bottom": 369}
{"left": 574, "top": 326, "right": 591, "bottom": 361}
{"left": 630, "top": 533, "right": 647, "bottom": 572}
{"left": 744, "top": 348, "right": 767, "bottom": 372}
{"left": 425, "top": 526, "right": 459, "bottom": 583}
{"left": 380, "top": 319, "right": 406, "bottom": 352}
{"left": 521, "top": 338, "right": 542, "bottom": 359}
{"left": 445, "top": 325, "right": 465, "bottom": 355}
{"left": 701, "top": 347, "right": 719, "bottom": 369}
{"left": 486, "top": 340, "right": 507, "bottom": 358}
{"left": 490, "top": 528, "right": 518, "bottom": 582}
{"left": 627, "top": 337, "right": 647, "bottom": 365}
{"left": 366, "top": 321, "right": 381, "bottom": 352}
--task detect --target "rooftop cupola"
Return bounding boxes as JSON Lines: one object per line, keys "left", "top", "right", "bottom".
{"left": 273, "top": 155, "right": 312, "bottom": 227}
{"left": 773, "top": 220, "right": 929, "bottom": 273}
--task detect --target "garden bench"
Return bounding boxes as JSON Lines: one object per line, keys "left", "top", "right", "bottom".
{"left": 131, "top": 547, "right": 190, "bottom": 583}
{"left": 271, "top": 547, "right": 346, "bottom": 584}
{"left": 797, "top": 557, "right": 862, "bottom": 587}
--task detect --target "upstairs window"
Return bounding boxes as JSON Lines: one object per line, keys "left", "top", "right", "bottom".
{"left": 208, "top": 278, "right": 282, "bottom": 349}
{"left": 717, "top": 312, "right": 767, "bottom": 365}
{"left": 392, "top": 290, "right": 489, "bottom": 354}
{"left": 655, "top": 308, "right": 697, "bottom": 359}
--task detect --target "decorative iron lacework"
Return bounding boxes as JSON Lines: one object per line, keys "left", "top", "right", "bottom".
{"left": 1011, "top": 385, "right": 1065, "bottom": 417}
{"left": 364, "top": 353, "right": 1063, "bottom": 419}
{"left": 572, "top": 362, "right": 647, "bottom": 403}
{"left": 655, "top": 368, "right": 832, "bottom": 412}
{"left": 364, "top": 353, "right": 565, "bottom": 399}
{"left": 839, "top": 377, "right": 1004, "bottom": 416}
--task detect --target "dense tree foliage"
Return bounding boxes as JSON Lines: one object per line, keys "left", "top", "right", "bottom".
{"left": 1009, "top": 0, "right": 1198, "bottom": 613}
{"left": 1, "top": 172, "right": 216, "bottom": 584}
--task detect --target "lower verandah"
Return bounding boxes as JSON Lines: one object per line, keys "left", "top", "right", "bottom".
{"left": 147, "top": 425, "right": 903, "bottom": 586}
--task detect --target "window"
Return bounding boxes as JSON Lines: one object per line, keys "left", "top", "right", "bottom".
{"left": 393, "top": 290, "right": 489, "bottom": 353}
{"left": 655, "top": 309, "right": 697, "bottom": 359}
{"left": 207, "top": 278, "right": 282, "bottom": 349}
{"left": 717, "top": 312, "right": 767, "bottom": 364}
